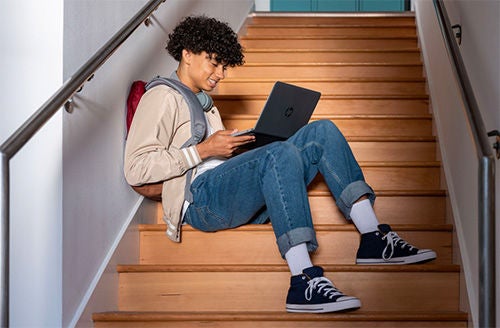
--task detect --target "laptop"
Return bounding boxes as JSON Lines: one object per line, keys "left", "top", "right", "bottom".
{"left": 232, "top": 81, "right": 321, "bottom": 149}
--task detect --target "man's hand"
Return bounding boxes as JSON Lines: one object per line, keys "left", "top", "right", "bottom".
{"left": 196, "top": 129, "right": 255, "bottom": 159}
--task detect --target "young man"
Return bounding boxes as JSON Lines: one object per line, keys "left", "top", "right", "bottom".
{"left": 124, "top": 15, "right": 437, "bottom": 313}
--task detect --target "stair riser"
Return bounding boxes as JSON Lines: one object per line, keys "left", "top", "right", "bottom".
{"left": 153, "top": 194, "right": 446, "bottom": 225}
{"left": 222, "top": 118, "right": 432, "bottom": 137}
{"left": 240, "top": 38, "right": 417, "bottom": 50}
{"left": 119, "top": 271, "right": 459, "bottom": 312}
{"left": 216, "top": 81, "right": 426, "bottom": 96}
{"left": 311, "top": 195, "right": 446, "bottom": 224}
{"left": 94, "top": 320, "right": 467, "bottom": 327}
{"left": 310, "top": 167, "right": 441, "bottom": 191}
{"left": 227, "top": 65, "right": 423, "bottom": 79}
{"left": 243, "top": 51, "right": 422, "bottom": 64}
{"left": 140, "top": 230, "right": 451, "bottom": 265}
{"left": 349, "top": 141, "right": 437, "bottom": 162}
{"left": 215, "top": 98, "right": 429, "bottom": 115}
{"left": 248, "top": 17, "right": 416, "bottom": 26}
{"left": 245, "top": 26, "right": 416, "bottom": 37}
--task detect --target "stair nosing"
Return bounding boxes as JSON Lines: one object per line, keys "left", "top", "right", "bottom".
{"left": 213, "top": 94, "right": 429, "bottom": 100}
{"left": 220, "top": 77, "right": 426, "bottom": 82}
{"left": 93, "top": 310, "right": 468, "bottom": 322}
{"left": 222, "top": 114, "right": 433, "bottom": 120}
{"left": 241, "top": 35, "right": 418, "bottom": 40}
{"left": 243, "top": 48, "right": 421, "bottom": 53}
{"left": 117, "top": 263, "right": 460, "bottom": 274}
{"left": 247, "top": 24, "right": 417, "bottom": 28}
{"left": 140, "top": 223, "right": 453, "bottom": 233}
{"left": 248, "top": 12, "right": 416, "bottom": 18}
{"left": 240, "top": 62, "right": 423, "bottom": 67}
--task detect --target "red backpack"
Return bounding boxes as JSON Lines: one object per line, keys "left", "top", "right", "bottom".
{"left": 126, "top": 80, "right": 147, "bottom": 135}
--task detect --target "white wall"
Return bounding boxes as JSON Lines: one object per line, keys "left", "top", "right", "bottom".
{"left": 0, "top": 1, "right": 64, "bottom": 327}
{"left": 62, "top": 1, "right": 253, "bottom": 327}
{"left": 443, "top": 1, "right": 500, "bottom": 324}
{"left": 414, "top": 0, "right": 500, "bottom": 326}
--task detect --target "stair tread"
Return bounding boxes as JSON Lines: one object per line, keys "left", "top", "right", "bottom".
{"left": 93, "top": 310, "right": 468, "bottom": 322}
{"left": 245, "top": 48, "right": 420, "bottom": 53}
{"left": 241, "top": 35, "right": 418, "bottom": 40}
{"left": 117, "top": 264, "right": 460, "bottom": 273}
{"left": 213, "top": 94, "right": 429, "bottom": 100}
{"left": 222, "top": 77, "right": 426, "bottom": 82}
{"left": 310, "top": 189, "right": 446, "bottom": 196}
{"left": 223, "top": 114, "right": 433, "bottom": 119}
{"left": 248, "top": 24, "right": 416, "bottom": 28}
{"left": 140, "top": 223, "right": 453, "bottom": 232}
{"left": 242, "top": 62, "right": 423, "bottom": 67}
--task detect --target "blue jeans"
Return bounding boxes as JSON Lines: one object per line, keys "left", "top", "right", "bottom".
{"left": 184, "top": 120, "right": 375, "bottom": 258}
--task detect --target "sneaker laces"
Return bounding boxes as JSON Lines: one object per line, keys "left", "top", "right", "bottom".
{"left": 304, "top": 276, "right": 343, "bottom": 301}
{"left": 382, "top": 231, "right": 415, "bottom": 260}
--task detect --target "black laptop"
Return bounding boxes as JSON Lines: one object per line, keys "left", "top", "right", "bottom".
{"left": 233, "top": 81, "right": 321, "bottom": 149}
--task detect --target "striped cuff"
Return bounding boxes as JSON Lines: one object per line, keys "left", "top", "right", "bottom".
{"left": 181, "top": 145, "right": 202, "bottom": 168}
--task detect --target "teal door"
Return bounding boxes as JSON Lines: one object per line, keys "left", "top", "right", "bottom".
{"left": 271, "top": 0, "right": 408, "bottom": 12}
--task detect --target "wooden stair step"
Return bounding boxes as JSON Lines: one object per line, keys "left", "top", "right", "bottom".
{"left": 152, "top": 190, "right": 448, "bottom": 225}
{"left": 93, "top": 310, "right": 468, "bottom": 327}
{"left": 215, "top": 78, "right": 426, "bottom": 96}
{"left": 228, "top": 63, "right": 423, "bottom": 79}
{"left": 214, "top": 95, "right": 429, "bottom": 115}
{"left": 348, "top": 138, "right": 437, "bottom": 162}
{"left": 140, "top": 224, "right": 452, "bottom": 266}
{"left": 247, "top": 15, "right": 416, "bottom": 26}
{"left": 117, "top": 264, "right": 460, "bottom": 312}
{"left": 244, "top": 25, "right": 416, "bottom": 37}
{"left": 223, "top": 115, "right": 433, "bottom": 137}
{"left": 242, "top": 49, "right": 423, "bottom": 64}
{"left": 305, "top": 161, "right": 441, "bottom": 191}
{"left": 240, "top": 36, "right": 418, "bottom": 50}
{"left": 139, "top": 224, "right": 452, "bottom": 265}
{"left": 244, "top": 48, "right": 422, "bottom": 65}
{"left": 309, "top": 190, "right": 446, "bottom": 225}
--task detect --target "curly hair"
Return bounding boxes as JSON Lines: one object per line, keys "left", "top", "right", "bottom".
{"left": 166, "top": 15, "right": 244, "bottom": 67}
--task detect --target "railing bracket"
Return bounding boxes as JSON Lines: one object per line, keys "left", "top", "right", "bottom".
{"left": 452, "top": 24, "right": 462, "bottom": 45}
{"left": 487, "top": 130, "right": 500, "bottom": 159}
{"left": 64, "top": 98, "right": 74, "bottom": 114}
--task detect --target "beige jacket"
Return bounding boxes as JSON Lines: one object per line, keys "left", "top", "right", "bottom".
{"left": 124, "top": 84, "right": 224, "bottom": 242}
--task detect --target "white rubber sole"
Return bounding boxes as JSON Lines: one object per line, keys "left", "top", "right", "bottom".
{"left": 286, "top": 297, "right": 361, "bottom": 313}
{"left": 356, "top": 249, "right": 437, "bottom": 265}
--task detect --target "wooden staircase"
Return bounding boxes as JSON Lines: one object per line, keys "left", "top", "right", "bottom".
{"left": 93, "top": 13, "right": 469, "bottom": 327}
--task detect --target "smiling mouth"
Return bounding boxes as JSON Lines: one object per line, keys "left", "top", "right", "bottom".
{"left": 208, "top": 78, "right": 219, "bottom": 88}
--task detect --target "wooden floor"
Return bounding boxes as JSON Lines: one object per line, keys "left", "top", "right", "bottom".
{"left": 93, "top": 13, "right": 468, "bottom": 327}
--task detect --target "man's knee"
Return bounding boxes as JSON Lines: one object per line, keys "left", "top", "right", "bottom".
{"left": 266, "top": 142, "right": 302, "bottom": 167}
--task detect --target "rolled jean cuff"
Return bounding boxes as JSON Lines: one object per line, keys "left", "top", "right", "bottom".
{"left": 276, "top": 227, "right": 318, "bottom": 259}
{"left": 337, "top": 180, "right": 376, "bottom": 219}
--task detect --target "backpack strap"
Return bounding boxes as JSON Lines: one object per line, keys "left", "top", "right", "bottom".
{"left": 145, "top": 77, "right": 209, "bottom": 203}
{"left": 146, "top": 77, "right": 207, "bottom": 147}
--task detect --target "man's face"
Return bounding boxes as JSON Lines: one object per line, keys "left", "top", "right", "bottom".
{"left": 182, "top": 50, "right": 227, "bottom": 93}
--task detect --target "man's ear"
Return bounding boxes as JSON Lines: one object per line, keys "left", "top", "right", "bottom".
{"left": 181, "top": 49, "right": 192, "bottom": 65}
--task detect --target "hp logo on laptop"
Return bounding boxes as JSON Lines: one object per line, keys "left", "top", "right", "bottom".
{"left": 284, "top": 106, "right": 294, "bottom": 117}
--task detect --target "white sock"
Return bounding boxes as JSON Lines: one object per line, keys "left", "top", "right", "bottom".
{"left": 284, "top": 243, "right": 313, "bottom": 276}
{"left": 350, "top": 199, "right": 380, "bottom": 234}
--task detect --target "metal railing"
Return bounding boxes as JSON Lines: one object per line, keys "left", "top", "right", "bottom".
{"left": 433, "top": 0, "right": 496, "bottom": 327}
{"left": 0, "top": 0, "right": 165, "bottom": 325}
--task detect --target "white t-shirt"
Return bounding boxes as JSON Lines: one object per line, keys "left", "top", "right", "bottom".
{"left": 182, "top": 120, "right": 226, "bottom": 219}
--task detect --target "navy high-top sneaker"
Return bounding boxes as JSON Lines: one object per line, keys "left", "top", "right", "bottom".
{"left": 356, "top": 224, "right": 437, "bottom": 265}
{"left": 286, "top": 266, "right": 361, "bottom": 313}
